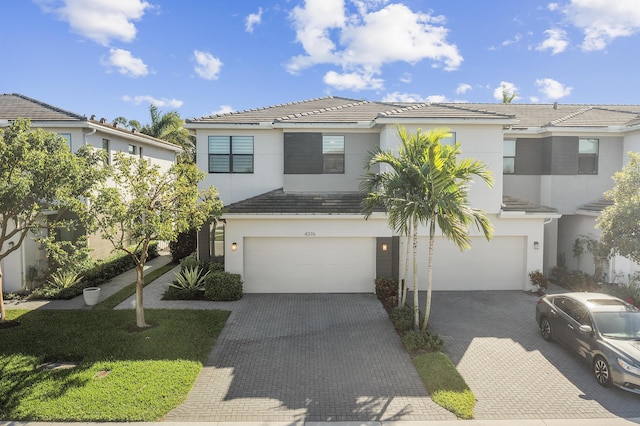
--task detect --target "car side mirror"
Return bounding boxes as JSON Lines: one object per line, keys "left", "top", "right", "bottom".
{"left": 579, "top": 324, "right": 593, "bottom": 334}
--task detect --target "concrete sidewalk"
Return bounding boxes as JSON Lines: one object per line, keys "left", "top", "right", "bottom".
{"left": 4, "top": 250, "right": 173, "bottom": 311}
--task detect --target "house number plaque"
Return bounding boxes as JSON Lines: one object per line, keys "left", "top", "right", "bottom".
{"left": 304, "top": 232, "right": 316, "bottom": 236}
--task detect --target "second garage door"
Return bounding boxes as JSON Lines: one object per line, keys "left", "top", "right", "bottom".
{"left": 243, "top": 237, "right": 376, "bottom": 293}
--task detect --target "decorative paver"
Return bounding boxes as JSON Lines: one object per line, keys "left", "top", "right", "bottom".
{"left": 159, "top": 293, "right": 455, "bottom": 422}
{"left": 425, "top": 288, "right": 640, "bottom": 420}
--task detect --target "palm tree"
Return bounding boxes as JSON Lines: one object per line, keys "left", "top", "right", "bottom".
{"left": 362, "top": 126, "right": 494, "bottom": 331}
{"left": 140, "top": 105, "right": 195, "bottom": 162}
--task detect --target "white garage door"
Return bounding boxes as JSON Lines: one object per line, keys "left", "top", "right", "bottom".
{"left": 415, "top": 236, "right": 526, "bottom": 291}
{"left": 244, "top": 237, "right": 376, "bottom": 293}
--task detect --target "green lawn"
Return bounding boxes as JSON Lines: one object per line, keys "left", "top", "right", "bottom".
{"left": 0, "top": 309, "right": 229, "bottom": 421}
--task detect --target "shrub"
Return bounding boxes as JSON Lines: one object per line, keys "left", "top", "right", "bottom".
{"left": 163, "top": 286, "right": 207, "bottom": 300}
{"left": 47, "top": 270, "right": 83, "bottom": 289}
{"left": 390, "top": 306, "right": 415, "bottom": 331}
{"left": 565, "top": 271, "right": 599, "bottom": 292}
{"left": 170, "top": 266, "right": 209, "bottom": 290}
{"left": 170, "top": 228, "right": 197, "bottom": 262}
{"left": 204, "top": 271, "right": 243, "bottom": 301}
{"left": 402, "top": 329, "right": 444, "bottom": 353}
{"left": 375, "top": 277, "right": 398, "bottom": 301}
{"left": 529, "top": 270, "right": 549, "bottom": 294}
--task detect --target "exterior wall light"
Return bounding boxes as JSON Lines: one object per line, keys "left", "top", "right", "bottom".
{"left": 533, "top": 241, "right": 539, "bottom": 250}
{"left": 231, "top": 242, "right": 237, "bottom": 251}
{"left": 381, "top": 243, "right": 388, "bottom": 251}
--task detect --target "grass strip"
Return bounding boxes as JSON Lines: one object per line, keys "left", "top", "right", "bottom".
{"left": 95, "top": 263, "right": 177, "bottom": 310}
{"left": 413, "top": 352, "right": 476, "bottom": 419}
{"left": 0, "top": 308, "right": 229, "bottom": 421}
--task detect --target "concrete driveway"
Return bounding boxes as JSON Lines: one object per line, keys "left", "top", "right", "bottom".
{"left": 163, "top": 293, "right": 456, "bottom": 422}
{"left": 426, "top": 288, "right": 640, "bottom": 421}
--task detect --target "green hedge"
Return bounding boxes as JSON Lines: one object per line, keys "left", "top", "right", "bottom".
{"left": 204, "top": 271, "right": 243, "bottom": 301}
{"left": 31, "top": 242, "right": 159, "bottom": 300}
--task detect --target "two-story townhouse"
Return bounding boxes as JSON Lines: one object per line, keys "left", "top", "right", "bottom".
{"left": 452, "top": 103, "right": 640, "bottom": 281}
{"left": 188, "top": 97, "right": 559, "bottom": 293}
{"left": 0, "top": 93, "right": 182, "bottom": 293}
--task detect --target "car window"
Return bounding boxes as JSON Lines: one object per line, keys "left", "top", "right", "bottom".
{"left": 554, "top": 297, "right": 578, "bottom": 318}
{"left": 573, "top": 305, "right": 592, "bottom": 326}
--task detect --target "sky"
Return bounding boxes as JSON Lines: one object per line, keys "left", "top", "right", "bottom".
{"left": 2, "top": 0, "right": 640, "bottom": 124}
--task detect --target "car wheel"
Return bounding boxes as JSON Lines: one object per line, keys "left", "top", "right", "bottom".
{"left": 540, "top": 316, "right": 552, "bottom": 341}
{"left": 593, "top": 356, "right": 612, "bottom": 387}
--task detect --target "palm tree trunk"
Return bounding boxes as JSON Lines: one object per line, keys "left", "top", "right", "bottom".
{"left": 135, "top": 264, "right": 148, "bottom": 328}
{"left": 412, "top": 218, "right": 419, "bottom": 330}
{"left": 401, "top": 217, "right": 412, "bottom": 307}
{"left": 422, "top": 220, "right": 436, "bottom": 332}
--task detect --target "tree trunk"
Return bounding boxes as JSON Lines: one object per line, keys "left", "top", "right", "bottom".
{"left": 401, "top": 217, "right": 412, "bottom": 307}
{"left": 0, "top": 264, "right": 6, "bottom": 322}
{"left": 412, "top": 219, "right": 419, "bottom": 330}
{"left": 421, "top": 220, "right": 436, "bottom": 332}
{"left": 135, "top": 263, "right": 148, "bottom": 328}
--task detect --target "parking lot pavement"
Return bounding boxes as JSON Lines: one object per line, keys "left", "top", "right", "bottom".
{"left": 424, "top": 289, "right": 640, "bottom": 421}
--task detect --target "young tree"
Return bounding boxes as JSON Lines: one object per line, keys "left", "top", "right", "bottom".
{"left": 141, "top": 104, "right": 194, "bottom": 162}
{"left": 597, "top": 152, "right": 640, "bottom": 265}
{"left": 501, "top": 84, "right": 517, "bottom": 104}
{"left": 88, "top": 152, "right": 223, "bottom": 328}
{"left": 0, "top": 119, "right": 105, "bottom": 322}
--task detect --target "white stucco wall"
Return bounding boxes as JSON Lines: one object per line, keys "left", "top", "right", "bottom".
{"left": 196, "top": 129, "right": 284, "bottom": 205}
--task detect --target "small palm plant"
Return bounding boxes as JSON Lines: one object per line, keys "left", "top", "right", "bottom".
{"left": 169, "top": 266, "right": 209, "bottom": 290}
{"left": 47, "top": 270, "right": 83, "bottom": 289}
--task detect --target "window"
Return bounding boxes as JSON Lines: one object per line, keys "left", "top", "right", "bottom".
{"left": 441, "top": 131, "right": 456, "bottom": 146}
{"left": 579, "top": 138, "right": 598, "bottom": 174}
{"left": 59, "top": 133, "right": 71, "bottom": 149}
{"left": 102, "top": 138, "right": 110, "bottom": 164}
{"left": 138, "top": 147, "right": 143, "bottom": 159}
{"left": 208, "top": 136, "right": 254, "bottom": 173}
{"left": 322, "top": 135, "right": 344, "bottom": 173}
{"left": 503, "top": 140, "right": 516, "bottom": 174}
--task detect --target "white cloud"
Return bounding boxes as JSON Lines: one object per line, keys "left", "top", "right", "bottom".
{"left": 382, "top": 92, "right": 428, "bottom": 103}
{"left": 456, "top": 83, "right": 472, "bottom": 94}
{"left": 288, "top": 0, "right": 462, "bottom": 91}
{"left": 501, "top": 34, "right": 522, "bottom": 47}
{"left": 493, "top": 81, "right": 519, "bottom": 102}
{"left": 536, "top": 29, "right": 568, "bottom": 54}
{"left": 535, "top": 78, "right": 572, "bottom": 99}
{"left": 323, "top": 70, "right": 383, "bottom": 90}
{"left": 122, "top": 95, "right": 183, "bottom": 108}
{"left": 36, "top": 0, "right": 151, "bottom": 46}
{"left": 102, "top": 48, "right": 148, "bottom": 77}
{"left": 213, "top": 105, "right": 234, "bottom": 115}
{"left": 193, "top": 50, "right": 223, "bottom": 80}
{"left": 562, "top": 0, "right": 640, "bottom": 51}
{"left": 548, "top": 3, "right": 560, "bottom": 12}
{"left": 245, "top": 7, "right": 263, "bottom": 33}
{"left": 425, "top": 95, "right": 447, "bottom": 103}
{"left": 399, "top": 73, "right": 412, "bottom": 83}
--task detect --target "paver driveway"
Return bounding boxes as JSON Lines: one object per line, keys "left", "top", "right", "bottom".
{"left": 426, "top": 288, "right": 640, "bottom": 421}
{"left": 164, "top": 294, "right": 455, "bottom": 422}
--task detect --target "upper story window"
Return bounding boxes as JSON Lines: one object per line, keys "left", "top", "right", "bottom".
{"left": 208, "top": 136, "right": 254, "bottom": 173}
{"left": 102, "top": 138, "right": 110, "bottom": 165}
{"left": 128, "top": 144, "right": 137, "bottom": 155}
{"left": 59, "top": 133, "right": 71, "bottom": 149}
{"left": 138, "top": 146, "right": 143, "bottom": 159}
{"left": 441, "top": 131, "right": 456, "bottom": 146}
{"left": 284, "top": 132, "right": 345, "bottom": 174}
{"left": 322, "top": 135, "right": 344, "bottom": 174}
{"left": 578, "top": 138, "right": 598, "bottom": 174}
{"left": 503, "top": 140, "right": 516, "bottom": 174}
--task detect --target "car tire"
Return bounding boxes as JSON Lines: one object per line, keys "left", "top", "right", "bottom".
{"left": 593, "top": 356, "right": 612, "bottom": 387}
{"left": 540, "top": 316, "right": 552, "bottom": 341}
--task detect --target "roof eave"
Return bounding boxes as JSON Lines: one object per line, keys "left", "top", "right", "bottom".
{"left": 87, "top": 122, "right": 183, "bottom": 152}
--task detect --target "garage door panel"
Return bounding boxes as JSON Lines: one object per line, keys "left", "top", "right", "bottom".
{"left": 244, "top": 237, "right": 376, "bottom": 293}
{"left": 415, "top": 236, "right": 526, "bottom": 291}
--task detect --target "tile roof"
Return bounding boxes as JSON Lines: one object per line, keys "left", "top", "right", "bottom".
{"left": 501, "top": 196, "right": 559, "bottom": 215}
{"left": 0, "top": 93, "right": 86, "bottom": 121}
{"left": 226, "top": 190, "right": 557, "bottom": 216}
{"left": 188, "top": 96, "right": 515, "bottom": 125}
{"left": 577, "top": 197, "right": 613, "bottom": 213}
{"left": 225, "top": 188, "right": 384, "bottom": 214}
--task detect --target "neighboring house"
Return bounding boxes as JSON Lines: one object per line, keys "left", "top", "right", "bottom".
{"left": 0, "top": 93, "right": 182, "bottom": 293}
{"left": 187, "top": 97, "right": 561, "bottom": 293}
{"left": 455, "top": 103, "right": 640, "bottom": 282}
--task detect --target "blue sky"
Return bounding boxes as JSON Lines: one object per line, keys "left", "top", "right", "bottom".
{"left": 2, "top": 0, "right": 640, "bottom": 123}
